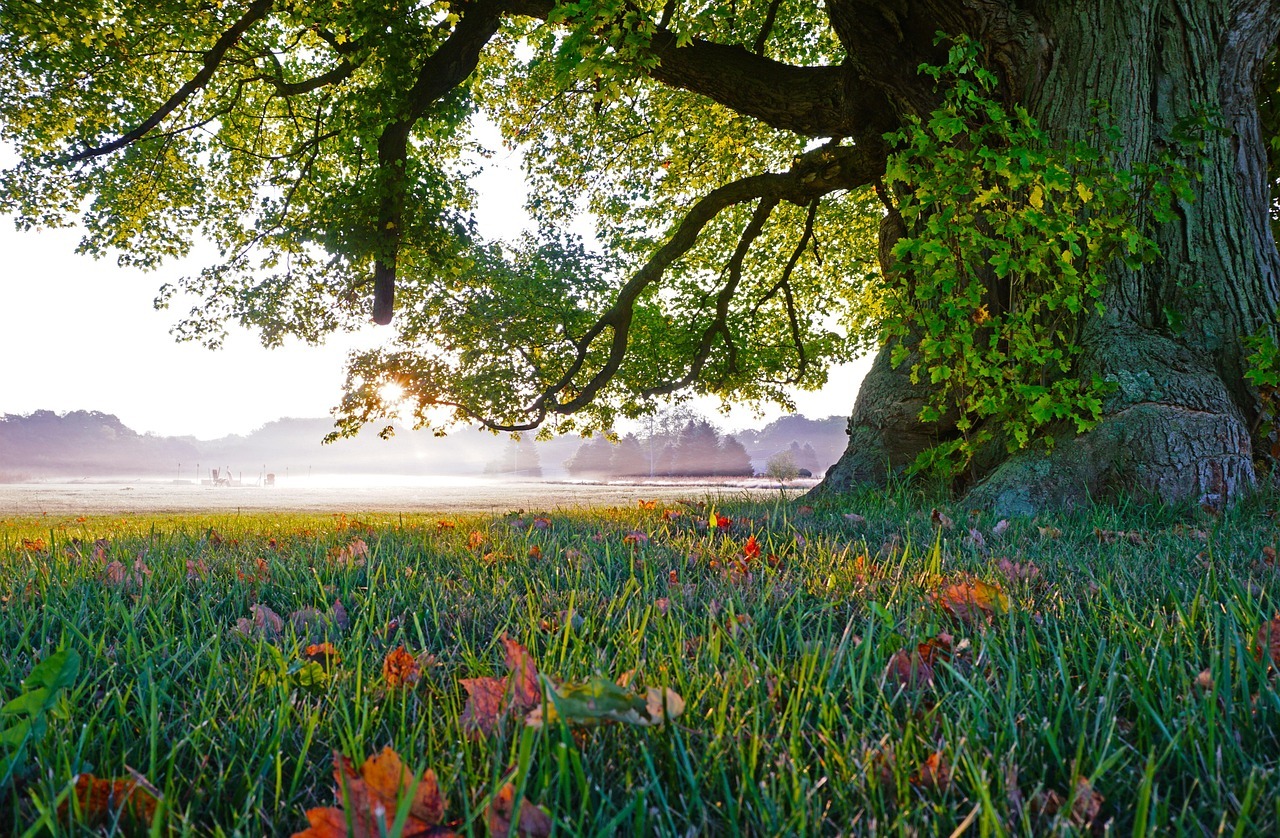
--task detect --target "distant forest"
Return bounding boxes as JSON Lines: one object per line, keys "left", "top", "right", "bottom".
{"left": 0, "top": 409, "right": 848, "bottom": 482}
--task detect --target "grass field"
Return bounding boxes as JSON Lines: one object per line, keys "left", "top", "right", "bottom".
{"left": 1, "top": 489, "right": 1278, "bottom": 835}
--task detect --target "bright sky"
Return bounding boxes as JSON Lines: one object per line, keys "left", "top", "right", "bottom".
{"left": 0, "top": 135, "right": 870, "bottom": 440}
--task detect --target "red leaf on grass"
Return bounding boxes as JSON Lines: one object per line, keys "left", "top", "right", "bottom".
{"left": 383, "top": 645, "right": 422, "bottom": 688}
{"left": 61, "top": 774, "right": 158, "bottom": 828}
{"left": 487, "top": 783, "right": 552, "bottom": 838}
{"left": 292, "top": 748, "right": 453, "bottom": 838}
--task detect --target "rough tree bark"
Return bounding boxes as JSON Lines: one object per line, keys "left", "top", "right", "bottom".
{"left": 814, "top": 0, "right": 1280, "bottom": 515}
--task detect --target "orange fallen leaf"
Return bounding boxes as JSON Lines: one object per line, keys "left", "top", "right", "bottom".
{"left": 934, "top": 578, "right": 1008, "bottom": 625}
{"left": 743, "top": 535, "right": 761, "bottom": 562}
{"left": 305, "top": 643, "right": 340, "bottom": 667}
{"left": 912, "top": 751, "right": 952, "bottom": 792}
{"left": 637, "top": 499, "right": 657, "bottom": 510}
{"left": 467, "top": 531, "right": 486, "bottom": 550}
{"left": 486, "top": 783, "right": 552, "bottom": 838}
{"left": 293, "top": 748, "right": 453, "bottom": 838}
{"left": 527, "top": 544, "right": 542, "bottom": 560}
{"left": 383, "top": 645, "right": 422, "bottom": 688}
{"left": 61, "top": 774, "right": 158, "bottom": 828}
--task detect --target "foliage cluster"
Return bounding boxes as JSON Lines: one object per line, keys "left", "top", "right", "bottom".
{"left": 1, "top": 494, "right": 1278, "bottom": 833}
{"left": 881, "top": 37, "right": 1199, "bottom": 478}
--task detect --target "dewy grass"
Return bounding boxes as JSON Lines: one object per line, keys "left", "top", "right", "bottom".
{"left": 0, "top": 493, "right": 1277, "bottom": 835}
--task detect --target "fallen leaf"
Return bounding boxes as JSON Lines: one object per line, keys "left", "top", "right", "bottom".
{"left": 331, "top": 599, "right": 351, "bottom": 632}
{"left": 526, "top": 675, "right": 684, "bottom": 728}
{"left": 995, "top": 558, "right": 1041, "bottom": 585}
{"left": 292, "top": 748, "right": 453, "bottom": 838}
{"left": 502, "top": 636, "right": 541, "bottom": 711}
{"left": 1032, "top": 777, "right": 1104, "bottom": 830}
{"left": 61, "top": 774, "right": 158, "bottom": 828}
{"left": 912, "top": 751, "right": 952, "bottom": 792}
{"left": 486, "top": 783, "right": 551, "bottom": 838}
{"left": 743, "top": 535, "right": 761, "bottom": 562}
{"left": 467, "top": 531, "right": 486, "bottom": 550}
{"left": 931, "top": 508, "right": 954, "bottom": 529}
{"left": 383, "top": 646, "right": 421, "bottom": 688}
{"left": 1195, "top": 669, "right": 1214, "bottom": 690}
{"left": 460, "top": 677, "right": 509, "bottom": 737}
{"left": 934, "top": 578, "right": 1008, "bottom": 625}
{"left": 1037, "top": 526, "right": 1062, "bottom": 539}
{"left": 304, "top": 643, "right": 340, "bottom": 667}
{"left": 992, "top": 519, "right": 1010, "bottom": 537}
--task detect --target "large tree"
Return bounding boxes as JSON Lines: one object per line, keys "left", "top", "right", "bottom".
{"left": 3, "top": 0, "right": 1278, "bottom": 513}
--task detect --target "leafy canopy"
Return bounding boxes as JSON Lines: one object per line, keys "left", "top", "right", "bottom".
{"left": 0, "top": 0, "right": 881, "bottom": 437}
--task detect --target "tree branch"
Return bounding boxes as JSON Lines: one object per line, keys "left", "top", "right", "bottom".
{"left": 467, "top": 142, "right": 883, "bottom": 431}
{"left": 63, "top": 0, "right": 275, "bottom": 163}
{"left": 371, "top": 0, "right": 506, "bottom": 324}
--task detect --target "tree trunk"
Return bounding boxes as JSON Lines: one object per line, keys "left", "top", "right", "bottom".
{"left": 815, "top": 0, "right": 1280, "bottom": 514}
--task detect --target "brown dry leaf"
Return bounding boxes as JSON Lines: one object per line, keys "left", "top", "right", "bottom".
{"left": 185, "top": 559, "right": 208, "bottom": 581}
{"left": 934, "top": 578, "right": 1008, "bottom": 625}
{"left": 460, "top": 677, "right": 509, "bottom": 737}
{"left": 912, "top": 751, "right": 952, "bottom": 793}
{"left": 383, "top": 645, "right": 422, "bottom": 688}
{"left": 503, "top": 636, "right": 540, "bottom": 710}
{"left": 60, "top": 774, "right": 158, "bottom": 828}
{"left": 486, "top": 783, "right": 552, "bottom": 838}
{"left": 1256, "top": 614, "right": 1280, "bottom": 669}
{"left": 331, "top": 599, "right": 351, "bottom": 632}
{"left": 995, "top": 558, "right": 1041, "bottom": 585}
{"left": 886, "top": 632, "right": 953, "bottom": 690}
{"left": 1094, "top": 528, "right": 1145, "bottom": 545}
{"left": 292, "top": 748, "right": 454, "bottom": 838}
{"left": 1195, "top": 669, "right": 1214, "bottom": 690}
{"left": 1032, "top": 777, "right": 1104, "bottom": 830}
{"left": 1037, "top": 526, "right": 1062, "bottom": 539}
{"left": 930, "top": 508, "right": 954, "bottom": 529}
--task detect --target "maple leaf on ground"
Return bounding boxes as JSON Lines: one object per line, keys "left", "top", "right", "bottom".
{"left": 526, "top": 673, "right": 685, "bottom": 728}
{"left": 467, "top": 531, "right": 486, "bottom": 550}
{"left": 60, "top": 773, "right": 158, "bottom": 828}
{"left": 503, "top": 636, "right": 541, "bottom": 709}
{"left": 885, "top": 633, "right": 954, "bottom": 690}
{"left": 933, "top": 578, "right": 1008, "bottom": 626}
{"left": 1032, "top": 777, "right": 1104, "bottom": 831}
{"left": 233, "top": 604, "right": 285, "bottom": 640}
{"left": 293, "top": 748, "right": 454, "bottom": 838}
{"left": 911, "top": 751, "right": 953, "bottom": 793}
{"left": 461, "top": 636, "right": 543, "bottom": 736}
{"left": 487, "top": 783, "right": 552, "bottom": 838}
{"left": 743, "top": 535, "right": 761, "bottom": 562}
{"left": 305, "top": 643, "right": 340, "bottom": 667}
{"left": 383, "top": 646, "right": 422, "bottom": 688}
{"left": 460, "top": 677, "right": 509, "bottom": 737}
{"left": 995, "top": 558, "right": 1041, "bottom": 585}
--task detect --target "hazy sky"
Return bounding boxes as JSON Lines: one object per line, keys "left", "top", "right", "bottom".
{"left": 0, "top": 135, "right": 869, "bottom": 440}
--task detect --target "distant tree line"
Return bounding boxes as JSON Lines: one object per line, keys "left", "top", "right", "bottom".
{"left": 564, "top": 419, "right": 753, "bottom": 479}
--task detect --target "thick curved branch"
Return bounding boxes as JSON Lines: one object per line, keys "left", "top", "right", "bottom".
{"left": 474, "top": 142, "right": 885, "bottom": 432}
{"left": 63, "top": 0, "right": 275, "bottom": 163}
{"left": 504, "top": 0, "right": 895, "bottom": 139}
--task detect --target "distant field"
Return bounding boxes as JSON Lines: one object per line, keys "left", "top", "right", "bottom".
{"left": 0, "top": 477, "right": 812, "bottom": 516}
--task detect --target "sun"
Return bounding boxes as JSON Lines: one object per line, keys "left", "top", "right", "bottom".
{"left": 378, "top": 381, "right": 408, "bottom": 413}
